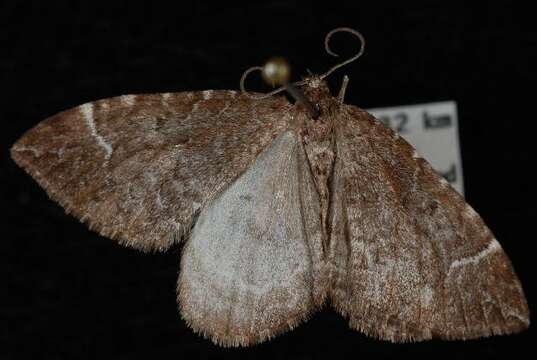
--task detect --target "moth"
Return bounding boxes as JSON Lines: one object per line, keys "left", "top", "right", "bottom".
{"left": 11, "top": 28, "right": 529, "bottom": 346}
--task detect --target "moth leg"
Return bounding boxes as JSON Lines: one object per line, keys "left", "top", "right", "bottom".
{"left": 337, "top": 75, "right": 350, "bottom": 104}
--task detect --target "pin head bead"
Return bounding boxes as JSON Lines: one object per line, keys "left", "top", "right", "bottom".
{"left": 261, "top": 57, "right": 291, "bottom": 87}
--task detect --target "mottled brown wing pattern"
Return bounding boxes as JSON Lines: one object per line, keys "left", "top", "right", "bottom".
{"left": 11, "top": 91, "right": 291, "bottom": 251}
{"left": 328, "top": 105, "right": 529, "bottom": 342}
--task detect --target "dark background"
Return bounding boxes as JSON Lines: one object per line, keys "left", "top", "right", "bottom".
{"left": 2, "top": 1, "right": 535, "bottom": 359}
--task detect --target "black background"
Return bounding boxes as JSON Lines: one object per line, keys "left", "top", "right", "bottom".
{"left": 2, "top": 1, "right": 536, "bottom": 359}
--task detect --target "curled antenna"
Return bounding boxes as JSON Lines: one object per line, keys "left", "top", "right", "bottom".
{"left": 240, "top": 65, "right": 306, "bottom": 100}
{"left": 239, "top": 28, "right": 365, "bottom": 118}
{"left": 240, "top": 58, "right": 318, "bottom": 118}
{"left": 320, "top": 27, "right": 365, "bottom": 79}
{"left": 240, "top": 27, "right": 365, "bottom": 99}
{"left": 240, "top": 66, "right": 285, "bottom": 99}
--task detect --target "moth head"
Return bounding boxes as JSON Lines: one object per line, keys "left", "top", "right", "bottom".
{"left": 303, "top": 74, "right": 324, "bottom": 89}
{"left": 300, "top": 75, "right": 332, "bottom": 104}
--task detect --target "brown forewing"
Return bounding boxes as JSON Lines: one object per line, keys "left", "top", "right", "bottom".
{"left": 328, "top": 105, "right": 529, "bottom": 341}
{"left": 11, "top": 91, "right": 291, "bottom": 251}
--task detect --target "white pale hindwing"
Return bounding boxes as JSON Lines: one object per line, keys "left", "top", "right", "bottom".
{"left": 178, "top": 130, "right": 324, "bottom": 346}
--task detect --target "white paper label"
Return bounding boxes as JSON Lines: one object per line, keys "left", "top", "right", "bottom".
{"left": 366, "top": 101, "right": 464, "bottom": 195}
